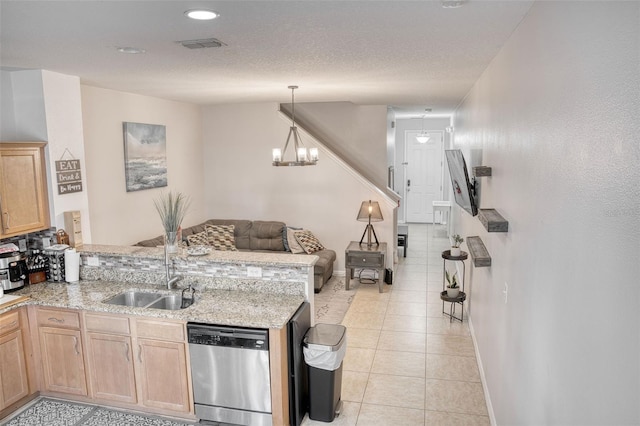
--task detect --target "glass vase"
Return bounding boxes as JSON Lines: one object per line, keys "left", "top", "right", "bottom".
{"left": 165, "top": 231, "right": 179, "bottom": 254}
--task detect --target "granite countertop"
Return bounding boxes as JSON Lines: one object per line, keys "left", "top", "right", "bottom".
{"left": 1, "top": 280, "right": 305, "bottom": 329}
{"left": 79, "top": 244, "right": 318, "bottom": 267}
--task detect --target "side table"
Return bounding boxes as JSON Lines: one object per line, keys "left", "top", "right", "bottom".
{"left": 440, "top": 250, "right": 468, "bottom": 322}
{"left": 345, "top": 241, "right": 387, "bottom": 293}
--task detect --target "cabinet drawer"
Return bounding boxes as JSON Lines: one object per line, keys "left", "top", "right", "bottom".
{"left": 85, "top": 313, "right": 130, "bottom": 335}
{"left": 136, "top": 318, "right": 185, "bottom": 342}
{"left": 347, "top": 253, "right": 384, "bottom": 268}
{"left": 0, "top": 310, "right": 20, "bottom": 335}
{"left": 37, "top": 308, "right": 80, "bottom": 329}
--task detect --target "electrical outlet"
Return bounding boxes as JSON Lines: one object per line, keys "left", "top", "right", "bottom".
{"left": 42, "top": 237, "right": 51, "bottom": 248}
{"left": 18, "top": 239, "right": 27, "bottom": 251}
{"left": 247, "top": 266, "right": 263, "bottom": 278}
{"left": 86, "top": 256, "right": 100, "bottom": 267}
{"left": 503, "top": 282, "right": 508, "bottom": 304}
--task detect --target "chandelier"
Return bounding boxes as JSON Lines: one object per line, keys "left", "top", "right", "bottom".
{"left": 272, "top": 86, "right": 318, "bottom": 166}
{"left": 416, "top": 109, "right": 431, "bottom": 143}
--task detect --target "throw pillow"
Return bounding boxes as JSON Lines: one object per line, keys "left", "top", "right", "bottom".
{"left": 287, "top": 228, "right": 306, "bottom": 254}
{"left": 283, "top": 226, "right": 302, "bottom": 252}
{"left": 205, "top": 224, "right": 238, "bottom": 251}
{"left": 186, "top": 231, "right": 209, "bottom": 246}
{"left": 293, "top": 230, "right": 325, "bottom": 254}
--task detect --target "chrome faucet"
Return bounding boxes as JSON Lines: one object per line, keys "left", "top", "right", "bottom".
{"left": 164, "top": 245, "right": 182, "bottom": 289}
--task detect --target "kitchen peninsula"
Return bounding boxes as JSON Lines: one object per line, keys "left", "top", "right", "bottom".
{"left": 0, "top": 244, "right": 317, "bottom": 425}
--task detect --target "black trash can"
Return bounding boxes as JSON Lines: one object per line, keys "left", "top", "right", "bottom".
{"left": 303, "top": 323, "right": 347, "bottom": 422}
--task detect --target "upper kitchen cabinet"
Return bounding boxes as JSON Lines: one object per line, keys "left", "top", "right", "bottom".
{"left": 0, "top": 143, "right": 50, "bottom": 238}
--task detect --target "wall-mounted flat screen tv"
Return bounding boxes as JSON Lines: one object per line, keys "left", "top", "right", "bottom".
{"left": 445, "top": 149, "right": 478, "bottom": 217}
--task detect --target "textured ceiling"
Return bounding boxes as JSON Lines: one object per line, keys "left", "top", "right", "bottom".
{"left": 0, "top": 1, "right": 533, "bottom": 116}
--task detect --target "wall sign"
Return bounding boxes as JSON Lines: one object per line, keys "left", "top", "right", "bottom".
{"left": 55, "top": 158, "right": 83, "bottom": 195}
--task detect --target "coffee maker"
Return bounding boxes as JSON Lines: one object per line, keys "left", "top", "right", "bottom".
{"left": 0, "top": 251, "right": 28, "bottom": 291}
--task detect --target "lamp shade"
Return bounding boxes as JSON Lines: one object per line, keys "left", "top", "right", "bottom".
{"left": 357, "top": 200, "right": 383, "bottom": 222}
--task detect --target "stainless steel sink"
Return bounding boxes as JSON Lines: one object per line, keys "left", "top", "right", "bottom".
{"left": 103, "top": 291, "right": 193, "bottom": 310}
{"left": 104, "top": 291, "right": 162, "bottom": 307}
{"left": 146, "top": 294, "right": 192, "bottom": 311}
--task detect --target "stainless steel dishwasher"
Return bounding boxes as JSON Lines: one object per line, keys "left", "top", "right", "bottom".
{"left": 187, "top": 323, "right": 272, "bottom": 426}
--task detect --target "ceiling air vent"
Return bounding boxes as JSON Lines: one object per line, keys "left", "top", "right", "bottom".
{"left": 177, "top": 38, "right": 226, "bottom": 49}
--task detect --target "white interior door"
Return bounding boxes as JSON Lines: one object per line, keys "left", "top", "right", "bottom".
{"left": 404, "top": 131, "right": 443, "bottom": 223}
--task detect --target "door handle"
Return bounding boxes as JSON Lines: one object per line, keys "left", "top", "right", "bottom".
{"left": 73, "top": 336, "right": 80, "bottom": 355}
{"left": 138, "top": 344, "right": 143, "bottom": 363}
{"left": 125, "top": 342, "right": 130, "bottom": 362}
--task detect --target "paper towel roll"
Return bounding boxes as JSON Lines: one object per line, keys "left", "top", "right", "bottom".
{"left": 65, "top": 248, "right": 80, "bottom": 282}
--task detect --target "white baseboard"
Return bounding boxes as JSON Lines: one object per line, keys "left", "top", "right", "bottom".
{"left": 468, "top": 316, "right": 496, "bottom": 426}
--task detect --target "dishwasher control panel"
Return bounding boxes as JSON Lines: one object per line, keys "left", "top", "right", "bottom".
{"left": 187, "top": 323, "right": 269, "bottom": 350}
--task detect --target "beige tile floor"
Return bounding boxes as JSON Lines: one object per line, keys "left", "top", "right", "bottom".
{"left": 303, "top": 223, "right": 490, "bottom": 426}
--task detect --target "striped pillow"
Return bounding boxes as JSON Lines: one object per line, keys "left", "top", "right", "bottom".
{"left": 287, "top": 228, "right": 306, "bottom": 254}
{"left": 205, "top": 224, "right": 237, "bottom": 251}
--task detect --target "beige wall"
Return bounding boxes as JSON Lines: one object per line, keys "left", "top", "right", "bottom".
{"left": 452, "top": 2, "right": 639, "bottom": 424}
{"left": 81, "top": 86, "right": 205, "bottom": 245}
{"left": 201, "top": 102, "right": 396, "bottom": 272}
{"left": 292, "top": 102, "right": 390, "bottom": 189}
{"left": 1, "top": 70, "right": 93, "bottom": 241}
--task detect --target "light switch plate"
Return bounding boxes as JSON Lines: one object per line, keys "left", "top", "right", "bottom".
{"left": 18, "top": 239, "right": 27, "bottom": 251}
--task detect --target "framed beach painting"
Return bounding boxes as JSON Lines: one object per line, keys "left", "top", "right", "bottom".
{"left": 123, "top": 122, "right": 168, "bottom": 192}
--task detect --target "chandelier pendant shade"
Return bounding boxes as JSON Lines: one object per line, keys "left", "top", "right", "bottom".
{"left": 416, "top": 109, "right": 431, "bottom": 143}
{"left": 273, "top": 86, "right": 318, "bottom": 167}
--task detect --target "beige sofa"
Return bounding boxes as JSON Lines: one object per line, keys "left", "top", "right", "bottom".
{"left": 135, "top": 219, "right": 336, "bottom": 292}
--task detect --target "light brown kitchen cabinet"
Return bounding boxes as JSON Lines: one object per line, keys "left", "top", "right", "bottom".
{"left": 0, "top": 142, "right": 50, "bottom": 238}
{"left": 82, "top": 312, "right": 192, "bottom": 415}
{"left": 137, "top": 338, "right": 190, "bottom": 412}
{"left": 84, "top": 312, "right": 136, "bottom": 404}
{"left": 0, "top": 310, "right": 30, "bottom": 410}
{"left": 134, "top": 318, "right": 191, "bottom": 414}
{"left": 86, "top": 332, "right": 136, "bottom": 404}
{"left": 36, "top": 308, "right": 87, "bottom": 396}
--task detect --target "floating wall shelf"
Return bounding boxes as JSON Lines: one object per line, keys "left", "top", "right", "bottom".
{"left": 473, "top": 166, "right": 492, "bottom": 177}
{"left": 479, "top": 208, "right": 509, "bottom": 232}
{"left": 466, "top": 236, "right": 491, "bottom": 267}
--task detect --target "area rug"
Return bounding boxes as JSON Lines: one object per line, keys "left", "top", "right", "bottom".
{"left": 2, "top": 397, "right": 192, "bottom": 426}
{"left": 314, "top": 276, "right": 355, "bottom": 324}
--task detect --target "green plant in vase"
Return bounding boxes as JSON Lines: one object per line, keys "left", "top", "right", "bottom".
{"left": 445, "top": 270, "right": 460, "bottom": 297}
{"left": 154, "top": 191, "right": 190, "bottom": 253}
{"left": 451, "top": 234, "right": 464, "bottom": 256}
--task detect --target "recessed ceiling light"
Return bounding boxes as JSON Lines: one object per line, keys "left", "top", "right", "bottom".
{"left": 184, "top": 9, "right": 219, "bottom": 20}
{"left": 117, "top": 47, "right": 146, "bottom": 54}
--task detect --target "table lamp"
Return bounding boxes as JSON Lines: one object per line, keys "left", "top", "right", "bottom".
{"left": 357, "top": 200, "right": 383, "bottom": 247}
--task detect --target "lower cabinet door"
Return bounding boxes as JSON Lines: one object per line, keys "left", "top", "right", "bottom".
{"left": 39, "top": 327, "right": 88, "bottom": 396}
{"left": 86, "top": 332, "right": 136, "bottom": 404}
{"left": 0, "top": 329, "right": 29, "bottom": 409}
{"left": 137, "top": 338, "right": 190, "bottom": 413}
